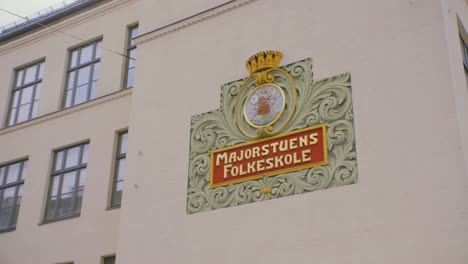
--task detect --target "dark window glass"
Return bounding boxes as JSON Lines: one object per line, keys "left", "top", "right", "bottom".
{"left": 7, "top": 61, "right": 44, "bottom": 126}
{"left": 64, "top": 40, "right": 102, "bottom": 108}
{"left": 103, "top": 256, "right": 115, "bottom": 264}
{"left": 0, "top": 160, "right": 27, "bottom": 231}
{"left": 111, "top": 132, "right": 127, "bottom": 208}
{"left": 461, "top": 35, "right": 468, "bottom": 74}
{"left": 124, "top": 26, "right": 138, "bottom": 89}
{"left": 45, "top": 143, "right": 89, "bottom": 221}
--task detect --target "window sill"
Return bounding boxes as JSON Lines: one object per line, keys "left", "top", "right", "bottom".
{"left": 40, "top": 213, "right": 80, "bottom": 225}
{"left": 106, "top": 205, "right": 121, "bottom": 211}
{"left": 0, "top": 226, "right": 16, "bottom": 234}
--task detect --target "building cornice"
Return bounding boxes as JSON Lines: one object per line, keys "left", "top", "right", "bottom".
{"left": 134, "top": 0, "right": 255, "bottom": 46}
{"left": 0, "top": 0, "right": 138, "bottom": 55}
{"left": 0, "top": 89, "right": 132, "bottom": 136}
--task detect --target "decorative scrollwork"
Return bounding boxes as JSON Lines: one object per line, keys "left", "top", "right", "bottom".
{"left": 187, "top": 58, "right": 358, "bottom": 214}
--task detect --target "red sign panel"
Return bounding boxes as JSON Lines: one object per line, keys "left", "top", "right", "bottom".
{"left": 210, "top": 124, "right": 328, "bottom": 188}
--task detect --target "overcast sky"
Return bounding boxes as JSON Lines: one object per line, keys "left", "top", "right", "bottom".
{"left": 0, "top": 0, "right": 69, "bottom": 27}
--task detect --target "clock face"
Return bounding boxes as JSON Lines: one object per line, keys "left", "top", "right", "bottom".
{"left": 243, "top": 84, "right": 285, "bottom": 128}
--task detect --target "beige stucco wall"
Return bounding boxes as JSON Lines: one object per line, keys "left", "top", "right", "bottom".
{"left": 0, "top": 0, "right": 467, "bottom": 263}
{"left": 441, "top": 0, "right": 468, "bottom": 175}
{"left": 0, "top": 0, "right": 139, "bottom": 263}
{"left": 117, "top": 0, "right": 468, "bottom": 263}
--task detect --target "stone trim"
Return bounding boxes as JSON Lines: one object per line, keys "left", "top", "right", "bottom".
{"left": 0, "top": 89, "right": 132, "bottom": 136}
{"left": 0, "top": 0, "right": 138, "bottom": 55}
{"left": 134, "top": 0, "right": 255, "bottom": 45}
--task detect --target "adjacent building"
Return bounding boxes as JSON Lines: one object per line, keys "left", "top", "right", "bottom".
{"left": 0, "top": 0, "right": 467, "bottom": 263}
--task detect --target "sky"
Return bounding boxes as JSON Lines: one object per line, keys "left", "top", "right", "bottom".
{"left": 0, "top": 0, "right": 69, "bottom": 28}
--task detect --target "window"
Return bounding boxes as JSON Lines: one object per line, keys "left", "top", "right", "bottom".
{"left": 461, "top": 35, "right": 468, "bottom": 74}
{"left": 45, "top": 143, "right": 89, "bottom": 221}
{"left": 7, "top": 61, "right": 44, "bottom": 126}
{"left": 64, "top": 40, "right": 102, "bottom": 108}
{"left": 103, "top": 255, "right": 115, "bottom": 264}
{"left": 124, "top": 25, "right": 138, "bottom": 88}
{"left": 0, "top": 160, "right": 27, "bottom": 231}
{"left": 110, "top": 131, "right": 127, "bottom": 208}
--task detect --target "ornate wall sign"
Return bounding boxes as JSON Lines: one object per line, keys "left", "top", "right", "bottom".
{"left": 187, "top": 51, "right": 358, "bottom": 214}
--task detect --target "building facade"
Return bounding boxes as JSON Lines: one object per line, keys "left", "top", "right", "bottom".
{"left": 0, "top": 0, "right": 467, "bottom": 263}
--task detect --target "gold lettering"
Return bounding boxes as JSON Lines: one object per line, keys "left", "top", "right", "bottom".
{"left": 274, "top": 155, "right": 284, "bottom": 167}
{"left": 284, "top": 154, "right": 293, "bottom": 165}
{"left": 293, "top": 152, "right": 301, "bottom": 164}
{"left": 244, "top": 149, "right": 252, "bottom": 159}
{"left": 279, "top": 140, "right": 288, "bottom": 152}
{"left": 266, "top": 158, "right": 274, "bottom": 169}
{"left": 239, "top": 164, "right": 247, "bottom": 176}
{"left": 302, "top": 149, "right": 311, "bottom": 162}
{"left": 270, "top": 142, "right": 279, "bottom": 153}
{"left": 247, "top": 161, "right": 256, "bottom": 174}
{"left": 229, "top": 152, "right": 237, "bottom": 163}
{"left": 309, "top": 132, "right": 318, "bottom": 145}
{"left": 216, "top": 152, "right": 227, "bottom": 166}
{"left": 289, "top": 138, "right": 298, "bottom": 150}
{"left": 299, "top": 135, "right": 308, "bottom": 148}
{"left": 257, "top": 160, "right": 265, "bottom": 171}
{"left": 223, "top": 164, "right": 233, "bottom": 178}
{"left": 231, "top": 165, "right": 239, "bottom": 177}
{"left": 236, "top": 150, "right": 243, "bottom": 162}
{"left": 261, "top": 144, "right": 269, "bottom": 155}
{"left": 252, "top": 147, "right": 260, "bottom": 158}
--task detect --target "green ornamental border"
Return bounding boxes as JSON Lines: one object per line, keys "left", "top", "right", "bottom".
{"left": 187, "top": 58, "right": 358, "bottom": 214}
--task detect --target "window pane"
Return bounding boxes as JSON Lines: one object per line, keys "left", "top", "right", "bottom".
{"left": 90, "top": 81, "right": 97, "bottom": 100}
{"left": 1, "top": 187, "right": 16, "bottom": 208}
{"left": 38, "top": 62, "right": 45, "bottom": 79}
{"left": 24, "top": 65, "right": 37, "bottom": 84}
{"left": 16, "top": 70, "right": 24, "bottom": 86}
{"left": 81, "top": 144, "right": 89, "bottom": 164}
{"left": 20, "top": 161, "right": 27, "bottom": 180}
{"left": 6, "top": 162, "right": 21, "bottom": 184}
{"left": 20, "top": 86, "right": 34, "bottom": 105}
{"left": 54, "top": 151, "right": 64, "bottom": 172}
{"left": 61, "top": 171, "right": 76, "bottom": 196}
{"left": 77, "top": 66, "right": 91, "bottom": 86}
{"left": 17, "top": 104, "right": 31, "bottom": 123}
{"left": 31, "top": 101, "right": 39, "bottom": 118}
{"left": 116, "top": 158, "right": 126, "bottom": 181}
{"left": 131, "top": 26, "right": 138, "bottom": 38}
{"left": 11, "top": 185, "right": 23, "bottom": 227}
{"left": 129, "top": 49, "right": 136, "bottom": 66}
{"left": 65, "top": 90, "right": 73, "bottom": 108}
{"left": 0, "top": 167, "right": 5, "bottom": 185}
{"left": 80, "top": 45, "right": 93, "bottom": 64}
{"left": 8, "top": 108, "right": 17, "bottom": 126}
{"left": 11, "top": 90, "right": 20, "bottom": 107}
{"left": 46, "top": 196, "right": 57, "bottom": 219}
{"left": 50, "top": 175, "right": 60, "bottom": 197}
{"left": 78, "top": 169, "right": 86, "bottom": 188}
{"left": 126, "top": 68, "right": 135, "bottom": 88}
{"left": 92, "top": 62, "right": 99, "bottom": 81}
{"left": 47, "top": 175, "right": 60, "bottom": 219}
{"left": 0, "top": 186, "right": 15, "bottom": 229}
{"left": 65, "top": 146, "right": 80, "bottom": 168}
{"left": 34, "top": 83, "right": 41, "bottom": 100}
{"left": 119, "top": 133, "right": 128, "bottom": 155}
{"left": 95, "top": 41, "right": 102, "bottom": 59}
{"left": 74, "top": 85, "right": 88, "bottom": 105}
{"left": 104, "top": 256, "right": 116, "bottom": 264}
{"left": 67, "top": 71, "right": 76, "bottom": 89}
{"left": 58, "top": 171, "right": 76, "bottom": 217}
{"left": 75, "top": 169, "right": 86, "bottom": 213}
{"left": 71, "top": 50, "right": 79, "bottom": 68}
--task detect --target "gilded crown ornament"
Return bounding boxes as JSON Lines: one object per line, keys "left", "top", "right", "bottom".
{"left": 246, "top": 50, "right": 283, "bottom": 74}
